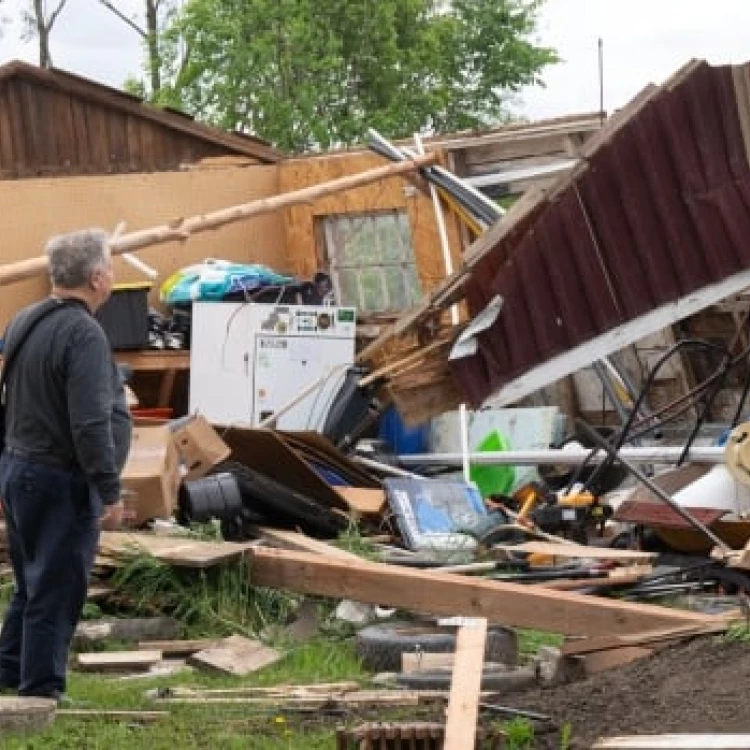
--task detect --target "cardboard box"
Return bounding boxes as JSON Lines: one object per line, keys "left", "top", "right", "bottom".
{"left": 171, "top": 415, "right": 231, "bottom": 482}
{"left": 121, "top": 425, "right": 181, "bottom": 525}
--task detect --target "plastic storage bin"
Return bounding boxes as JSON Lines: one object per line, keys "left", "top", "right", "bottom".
{"left": 378, "top": 405, "right": 429, "bottom": 455}
{"left": 95, "top": 282, "right": 151, "bottom": 350}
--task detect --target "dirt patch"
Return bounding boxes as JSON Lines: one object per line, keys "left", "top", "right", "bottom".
{"left": 499, "top": 636, "right": 750, "bottom": 747}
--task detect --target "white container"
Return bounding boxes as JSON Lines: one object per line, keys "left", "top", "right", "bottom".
{"left": 672, "top": 464, "right": 750, "bottom": 518}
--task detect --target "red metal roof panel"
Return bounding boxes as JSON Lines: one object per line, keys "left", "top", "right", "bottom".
{"left": 448, "top": 60, "right": 750, "bottom": 407}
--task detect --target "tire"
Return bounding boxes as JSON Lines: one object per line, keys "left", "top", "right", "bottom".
{"left": 212, "top": 460, "right": 348, "bottom": 539}
{"left": 355, "top": 620, "right": 518, "bottom": 672}
{"left": 396, "top": 665, "right": 537, "bottom": 692}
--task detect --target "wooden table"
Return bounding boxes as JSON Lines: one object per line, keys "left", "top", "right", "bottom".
{"left": 114, "top": 350, "right": 190, "bottom": 407}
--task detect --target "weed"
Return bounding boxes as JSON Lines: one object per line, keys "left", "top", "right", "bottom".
{"left": 517, "top": 628, "right": 564, "bottom": 661}
{"left": 560, "top": 722, "right": 574, "bottom": 750}
{"left": 334, "top": 523, "right": 381, "bottom": 561}
{"left": 503, "top": 717, "right": 535, "bottom": 749}
{"left": 722, "top": 621, "right": 750, "bottom": 642}
{"left": 110, "top": 552, "right": 298, "bottom": 638}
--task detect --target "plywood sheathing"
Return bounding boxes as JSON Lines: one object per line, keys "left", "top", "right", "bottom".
{"left": 278, "top": 150, "right": 464, "bottom": 296}
{"left": 0, "top": 164, "right": 285, "bottom": 327}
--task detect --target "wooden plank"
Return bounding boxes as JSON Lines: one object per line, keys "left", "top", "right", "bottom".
{"left": 254, "top": 527, "right": 360, "bottom": 560}
{"left": 492, "top": 542, "right": 656, "bottom": 561}
{"left": 153, "top": 689, "right": 447, "bottom": 708}
{"left": 334, "top": 487, "right": 386, "bottom": 517}
{"left": 138, "top": 639, "right": 223, "bottom": 656}
{"left": 114, "top": 350, "right": 190, "bottom": 372}
{"left": 592, "top": 735, "right": 750, "bottom": 749}
{"left": 581, "top": 646, "right": 654, "bottom": 675}
{"left": 152, "top": 682, "right": 361, "bottom": 699}
{"left": 0, "top": 84, "right": 16, "bottom": 173}
{"left": 76, "top": 650, "right": 162, "bottom": 672}
{"left": 57, "top": 709, "right": 168, "bottom": 723}
{"left": 490, "top": 541, "right": 656, "bottom": 562}
{"left": 99, "top": 532, "right": 258, "bottom": 568}
{"left": 187, "top": 635, "right": 282, "bottom": 676}
{"left": 248, "top": 547, "right": 718, "bottom": 637}
{"left": 443, "top": 618, "right": 487, "bottom": 750}
{"left": 561, "top": 622, "right": 728, "bottom": 656}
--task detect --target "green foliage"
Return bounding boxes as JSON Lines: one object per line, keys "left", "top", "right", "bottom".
{"left": 723, "top": 621, "right": 750, "bottom": 642}
{"left": 503, "top": 717, "right": 535, "bottom": 749}
{"left": 560, "top": 722, "right": 574, "bottom": 750}
{"left": 517, "top": 627, "right": 564, "bottom": 661}
{"left": 0, "top": 640, "right": 365, "bottom": 748}
{"left": 110, "top": 553, "right": 298, "bottom": 637}
{"left": 154, "top": 0, "right": 558, "bottom": 151}
{"left": 335, "top": 522, "right": 382, "bottom": 561}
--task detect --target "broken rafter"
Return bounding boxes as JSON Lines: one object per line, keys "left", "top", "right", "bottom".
{"left": 0, "top": 153, "right": 437, "bottom": 288}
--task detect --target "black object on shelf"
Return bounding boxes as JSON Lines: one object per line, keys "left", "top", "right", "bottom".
{"left": 96, "top": 283, "right": 150, "bottom": 350}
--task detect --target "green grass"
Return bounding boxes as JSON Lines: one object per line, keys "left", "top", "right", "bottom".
{"left": 516, "top": 628, "right": 564, "bottom": 662}
{"left": 2, "top": 639, "right": 369, "bottom": 749}
{"left": 0, "top": 548, "right": 571, "bottom": 748}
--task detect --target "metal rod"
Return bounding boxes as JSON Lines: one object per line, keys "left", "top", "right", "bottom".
{"left": 397, "top": 446, "right": 726, "bottom": 466}
{"left": 574, "top": 420, "right": 730, "bottom": 552}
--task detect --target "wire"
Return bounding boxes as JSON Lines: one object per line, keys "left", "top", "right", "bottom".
{"left": 567, "top": 337, "right": 743, "bottom": 496}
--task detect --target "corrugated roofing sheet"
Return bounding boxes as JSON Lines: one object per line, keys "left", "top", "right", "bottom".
{"left": 447, "top": 60, "right": 750, "bottom": 407}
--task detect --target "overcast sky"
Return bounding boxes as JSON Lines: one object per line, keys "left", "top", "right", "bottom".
{"left": 0, "top": 0, "right": 749, "bottom": 123}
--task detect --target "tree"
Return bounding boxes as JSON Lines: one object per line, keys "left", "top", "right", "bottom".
{"left": 20, "top": 0, "right": 69, "bottom": 68}
{"left": 97, "top": 0, "right": 181, "bottom": 97}
{"left": 158, "top": 0, "right": 557, "bottom": 152}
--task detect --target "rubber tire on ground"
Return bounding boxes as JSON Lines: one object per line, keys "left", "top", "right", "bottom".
{"left": 396, "top": 665, "right": 537, "bottom": 693}
{"left": 212, "top": 460, "right": 348, "bottom": 539}
{"left": 355, "top": 620, "right": 518, "bottom": 672}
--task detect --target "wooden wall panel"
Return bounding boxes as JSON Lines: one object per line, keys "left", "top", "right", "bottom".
{"left": 278, "top": 152, "right": 463, "bottom": 296}
{"left": 0, "top": 77, "right": 257, "bottom": 178}
{"left": 0, "top": 164, "right": 286, "bottom": 327}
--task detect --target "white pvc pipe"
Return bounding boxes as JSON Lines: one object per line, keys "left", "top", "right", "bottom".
{"left": 397, "top": 447, "right": 727, "bottom": 466}
{"left": 414, "top": 132, "right": 471, "bottom": 484}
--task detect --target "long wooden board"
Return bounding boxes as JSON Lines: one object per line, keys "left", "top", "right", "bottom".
{"left": 443, "top": 618, "right": 487, "bottom": 750}
{"left": 491, "top": 541, "right": 656, "bottom": 562}
{"left": 592, "top": 736, "right": 750, "bottom": 749}
{"left": 76, "top": 650, "right": 162, "bottom": 672}
{"left": 249, "top": 548, "right": 718, "bottom": 637}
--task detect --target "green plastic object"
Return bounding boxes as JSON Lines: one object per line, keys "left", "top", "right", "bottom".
{"left": 469, "top": 430, "right": 515, "bottom": 498}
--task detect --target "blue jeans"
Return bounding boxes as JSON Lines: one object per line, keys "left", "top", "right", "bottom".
{"left": 0, "top": 453, "right": 101, "bottom": 697}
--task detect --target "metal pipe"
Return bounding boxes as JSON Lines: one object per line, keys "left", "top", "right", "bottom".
{"left": 397, "top": 446, "right": 726, "bottom": 466}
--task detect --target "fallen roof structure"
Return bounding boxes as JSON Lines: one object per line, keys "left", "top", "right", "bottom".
{"left": 363, "top": 59, "right": 750, "bottom": 421}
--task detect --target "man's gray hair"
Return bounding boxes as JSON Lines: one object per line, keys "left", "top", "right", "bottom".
{"left": 46, "top": 229, "right": 111, "bottom": 289}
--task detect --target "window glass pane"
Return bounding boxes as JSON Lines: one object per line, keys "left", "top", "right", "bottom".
{"left": 405, "top": 264, "right": 422, "bottom": 305}
{"left": 360, "top": 268, "right": 384, "bottom": 312}
{"left": 322, "top": 210, "right": 418, "bottom": 312}
{"left": 337, "top": 269, "right": 361, "bottom": 308}
{"left": 384, "top": 267, "right": 409, "bottom": 310}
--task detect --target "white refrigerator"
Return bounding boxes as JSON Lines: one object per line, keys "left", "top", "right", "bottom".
{"left": 189, "top": 302, "right": 357, "bottom": 430}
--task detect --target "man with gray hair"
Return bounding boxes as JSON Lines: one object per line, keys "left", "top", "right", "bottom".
{"left": 0, "top": 228, "right": 131, "bottom": 702}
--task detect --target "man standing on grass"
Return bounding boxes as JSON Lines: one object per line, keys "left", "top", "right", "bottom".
{"left": 0, "top": 229, "right": 131, "bottom": 702}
